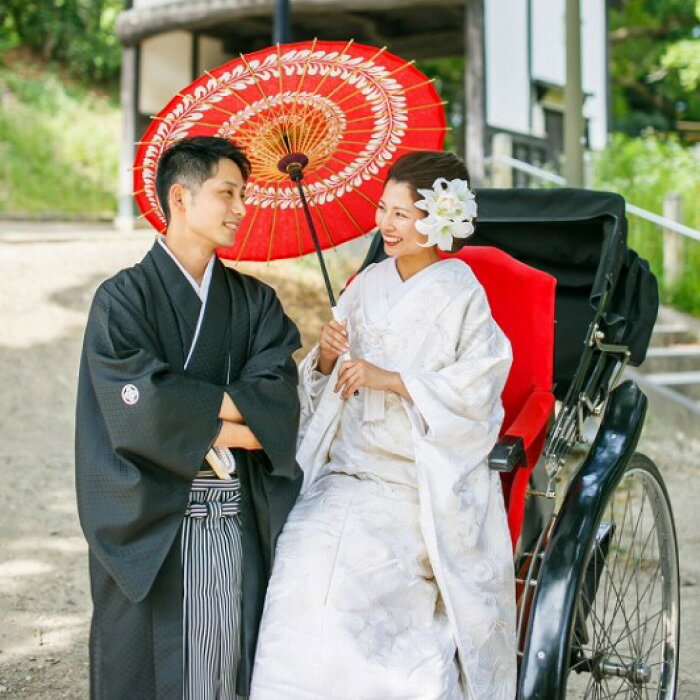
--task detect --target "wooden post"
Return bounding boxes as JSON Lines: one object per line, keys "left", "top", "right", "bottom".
{"left": 564, "top": 0, "right": 584, "bottom": 187}
{"left": 116, "top": 45, "right": 138, "bottom": 231}
{"left": 464, "top": 0, "right": 486, "bottom": 185}
{"left": 0, "top": 143, "right": 9, "bottom": 209}
{"left": 663, "top": 192, "right": 684, "bottom": 287}
{"left": 274, "top": 0, "right": 291, "bottom": 44}
{"left": 491, "top": 133, "right": 513, "bottom": 188}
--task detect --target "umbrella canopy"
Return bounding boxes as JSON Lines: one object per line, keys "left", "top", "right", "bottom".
{"left": 133, "top": 39, "right": 447, "bottom": 262}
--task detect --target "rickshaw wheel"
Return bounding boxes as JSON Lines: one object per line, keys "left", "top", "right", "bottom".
{"left": 563, "top": 453, "right": 679, "bottom": 699}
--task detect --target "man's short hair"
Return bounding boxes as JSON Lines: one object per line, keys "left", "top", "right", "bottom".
{"left": 155, "top": 136, "right": 251, "bottom": 223}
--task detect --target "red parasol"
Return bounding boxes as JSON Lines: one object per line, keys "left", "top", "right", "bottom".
{"left": 133, "top": 39, "right": 447, "bottom": 303}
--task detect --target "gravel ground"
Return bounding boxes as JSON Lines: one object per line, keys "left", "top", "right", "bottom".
{"left": 0, "top": 229, "right": 697, "bottom": 698}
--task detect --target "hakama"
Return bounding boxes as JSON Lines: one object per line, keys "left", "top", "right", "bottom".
{"left": 75, "top": 241, "right": 302, "bottom": 699}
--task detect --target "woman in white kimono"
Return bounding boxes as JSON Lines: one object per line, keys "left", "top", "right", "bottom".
{"left": 251, "top": 151, "right": 517, "bottom": 699}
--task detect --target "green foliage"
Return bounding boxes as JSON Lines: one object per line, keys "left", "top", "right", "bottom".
{"left": 593, "top": 132, "right": 700, "bottom": 313}
{"left": 609, "top": 0, "right": 700, "bottom": 134}
{"left": 662, "top": 38, "right": 700, "bottom": 91}
{"left": 0, "top": 61, "right": 120, "bottom": 217}
{"left": 0, "top": 0, "right": 123, "bottom": 84}
{"left": 661, "top": 1, "right": 700, "bottom": 91}
{"left": 417, "top": 58, "right": 464, "bottom": 154}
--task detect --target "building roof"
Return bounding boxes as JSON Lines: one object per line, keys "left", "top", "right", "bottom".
{"left": 116, "top": 0, "right": 464, "bottom": 58}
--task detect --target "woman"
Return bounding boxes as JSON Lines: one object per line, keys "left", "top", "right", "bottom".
{"left": 251, "top": 151, "right": 516, "bottom": 699}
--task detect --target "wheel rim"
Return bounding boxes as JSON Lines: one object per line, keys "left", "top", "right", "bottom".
{"left": 564, "top": 460, "right": 679, "bottom": 699}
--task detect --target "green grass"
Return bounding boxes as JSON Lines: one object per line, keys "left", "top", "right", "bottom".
{"left": 0, "top": 55, "right": 120, "bottom": 218}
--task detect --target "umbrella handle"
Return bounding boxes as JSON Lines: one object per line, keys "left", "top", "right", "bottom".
{"left": 331, "top": 306, "right": 359, "bottom": 397}
{"left": 331, "top": 305, "right": 348, "bottom": 356}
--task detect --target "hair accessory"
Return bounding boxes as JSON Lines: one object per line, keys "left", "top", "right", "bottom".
{"left": 414, "top": 177, "right": 477, "bottom": 251}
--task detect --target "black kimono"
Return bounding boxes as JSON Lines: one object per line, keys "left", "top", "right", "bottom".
{"left": 75, "top": 242, "right": 302, "bottom": 699}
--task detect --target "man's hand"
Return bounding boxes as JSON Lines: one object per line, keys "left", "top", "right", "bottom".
{"left": 214, "top": 421, "right": 262, "bottom": 450}
{"left": 317, "top": 319, "right": 349, "bottom": 375}
{"left": 335, "top": 359, "right": 410, "bottom": 401}
{"left": 219, "top": 392, "right": 243, "bottom": 423}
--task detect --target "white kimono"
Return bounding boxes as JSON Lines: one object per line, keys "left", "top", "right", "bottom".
{"left": 251, "top": 258, "right": 516, "bottom": 700}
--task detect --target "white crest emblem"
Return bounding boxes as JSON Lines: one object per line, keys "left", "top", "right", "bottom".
{"left": 121, "top": 384, "right": 140, "bottom": 406}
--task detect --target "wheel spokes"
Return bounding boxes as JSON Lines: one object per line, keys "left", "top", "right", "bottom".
{"left": 563, "top": 465, "right": 678, "bottom": 699}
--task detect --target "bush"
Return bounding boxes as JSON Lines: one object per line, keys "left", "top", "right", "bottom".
{"left": 593, "top": 132, "right": 700, "bottom": 315}
{"left": 0, "top": 1, "right": 122, "bottom": 84}
{"left": 0, "top": 58, "right": 120, "bottom": 218}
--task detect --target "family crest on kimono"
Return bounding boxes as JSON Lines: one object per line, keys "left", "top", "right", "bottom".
{"left": 251, "top": 151, "right": 518, "bottom": 699}
{"left": 75, "top": 136, "right": 303, "bottom": 700}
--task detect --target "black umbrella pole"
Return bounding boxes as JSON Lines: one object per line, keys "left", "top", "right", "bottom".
{"left": 293, "top": 178, "right": 337, "bottom": 308}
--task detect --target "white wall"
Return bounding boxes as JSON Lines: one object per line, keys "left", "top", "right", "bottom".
{"left": 139, "top": 31, "right": 193, "bottom": 115}
{"left": 484, "top": 0, "right": 530, "bottom": 134}
{"left": 531, "top": 0, "right": 565, "bottom": 87}
{"left": 531, "top": 0, "right": 607, "bottom": 149}
{"left": 198, "top": 36, "right": 231, "bottom": 74}
{"left": 487, "top": 0, "right": 608, "bottom": 149}
{"left": 581, "top": 2, "right": 608, "bottom": 150}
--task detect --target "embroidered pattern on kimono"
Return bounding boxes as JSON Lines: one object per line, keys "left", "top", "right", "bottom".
{"left": 251, "top": 257, "right": 516, "bottom": 700}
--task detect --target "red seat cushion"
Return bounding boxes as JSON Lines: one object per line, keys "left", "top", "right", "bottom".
{"left": 440, "top": 247, "right": 556, "bottom": 545}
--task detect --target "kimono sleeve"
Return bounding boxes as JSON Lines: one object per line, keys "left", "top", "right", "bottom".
{"left": 297, "top": 272, "right": 360, "bottom": 420}
{"left": 402, "top": 283, "right": 512, "bottom": 448}
{"left": 83, "top": 283, "right": 224, "bottom": 480}
{"left": 225, "top": 283, "right": 302, "bottom": 479}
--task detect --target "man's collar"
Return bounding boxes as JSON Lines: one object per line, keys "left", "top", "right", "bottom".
{"left": 157, "top": 235, "right": 215, "bottom": 302}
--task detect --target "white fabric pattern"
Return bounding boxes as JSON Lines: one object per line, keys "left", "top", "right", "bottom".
{"left": 252, "top": 257, "right": 516, "bottom": 699}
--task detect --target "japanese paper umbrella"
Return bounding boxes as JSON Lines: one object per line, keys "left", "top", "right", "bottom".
{"left": 133, "top": 39, "right": 447, "bottom": 306}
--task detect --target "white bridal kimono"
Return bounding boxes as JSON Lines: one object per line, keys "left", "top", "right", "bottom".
{"left": 251, "top": 258, "right": 516, "bottom": 700}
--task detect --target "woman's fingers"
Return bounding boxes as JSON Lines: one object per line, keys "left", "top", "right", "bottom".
{"left": 336, "top": 362, "right": 363, "bottom": 397}
{"left": 335, "top": 361, "right": 355, "bottom": 394}
{"left": 342, "top": 379, "right": 359, "bottom": 400}
{"left": 322, "top": 337, "right": 346, "bottom": 355}
{"left": 326, "top": 321, "right": 348, "bottom": 340}
{"left": 328, "top": 319, "right": 348, "bottom": 334}
{"left": 320, "top": 321, "right": 349, "bottom": 358}
{"left": 325, "top": 328, "right": 349, "bottom": 349}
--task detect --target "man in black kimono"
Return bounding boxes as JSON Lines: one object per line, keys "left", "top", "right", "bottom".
{"left": 75, "top": 136, "right": 302, "bottom": 699}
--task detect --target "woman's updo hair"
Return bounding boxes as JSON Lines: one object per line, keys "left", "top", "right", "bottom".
{"left": 386, "top": 151, "right": 474, "bottom": 252}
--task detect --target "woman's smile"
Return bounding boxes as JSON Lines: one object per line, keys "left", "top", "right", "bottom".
{"left": 382, "top": 233, "right": 401, "bottom": 246}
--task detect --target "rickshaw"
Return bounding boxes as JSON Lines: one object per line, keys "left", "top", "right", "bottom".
{"left": 357, "top": 187, "right": 679, "bottom": 699}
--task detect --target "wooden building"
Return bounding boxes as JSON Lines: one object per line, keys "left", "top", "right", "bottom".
{"left": 115, "top": 0, "right": 608, "bottom": 225}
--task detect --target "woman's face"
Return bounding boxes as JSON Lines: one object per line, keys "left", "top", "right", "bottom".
{"left": 375, "top": 179, "right": 430, "bottom": 258}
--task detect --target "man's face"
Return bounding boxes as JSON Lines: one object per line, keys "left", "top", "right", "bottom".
{"left": 181, "top": 158, "right": 247, "bottom": 250}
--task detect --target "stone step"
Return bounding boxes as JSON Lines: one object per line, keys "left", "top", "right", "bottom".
{"left": 625, "top": 367, "right": 700, "bottom": 439}
{"left": 640, "top": 346, "right": 700, "bottom": 374}
{"left": 649, "top": 324, "right": 697, "bottom": 347}
{"left": 644, "top": 371, "right": 700, "bottom": 401}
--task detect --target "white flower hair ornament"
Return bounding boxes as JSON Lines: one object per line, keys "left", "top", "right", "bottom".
{"left": 414, "top": 177, "right": 477, "bottom": 252}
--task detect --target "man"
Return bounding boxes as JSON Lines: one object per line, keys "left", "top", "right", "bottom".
{"left": 75, "top": 136, "right": 302, "bottom": 699}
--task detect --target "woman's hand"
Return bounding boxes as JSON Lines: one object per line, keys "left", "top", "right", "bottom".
{"left": 335, "top": 359, "right": 410, "bottom": 400}
{"left": 317, "top": 319, "right": 350, "bottom": 375}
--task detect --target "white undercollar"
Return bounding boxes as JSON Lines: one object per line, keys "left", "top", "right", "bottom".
{"left": 158, "top": 235, "right": 215, "bottom": 303}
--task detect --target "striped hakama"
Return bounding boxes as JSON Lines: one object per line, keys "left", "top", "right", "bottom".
{"left": 181, "top": 476, "right": 243, "bottom": 700}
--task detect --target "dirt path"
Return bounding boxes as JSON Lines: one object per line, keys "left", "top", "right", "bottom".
{"left": 0, "top": 232, "right": 697, "bottom": 698}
